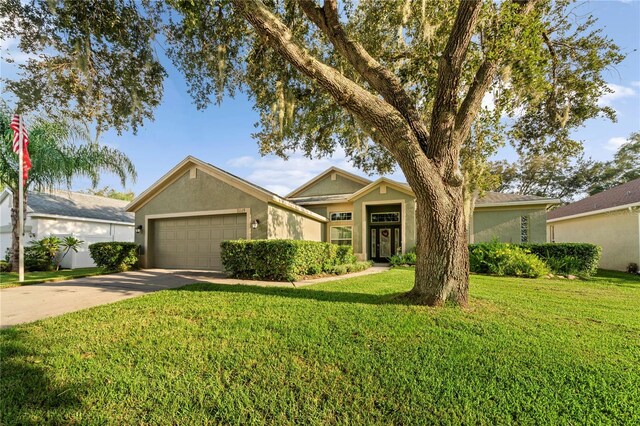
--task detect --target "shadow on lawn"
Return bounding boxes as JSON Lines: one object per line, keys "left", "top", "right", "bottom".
{"left": 0, "top": 328, "right": 83, "bottom": 423}
{"left": 172, "top": 282, "right": 410, "bottom": 306}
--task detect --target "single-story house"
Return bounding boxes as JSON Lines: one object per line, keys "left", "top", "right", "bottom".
{"left": 127, "top": 156, "right": 559, "bottom": 269}
{"left": 0, "top": 189, "right": 134, "bottom": 268}
{"left": 547, "top": 178, "right": 640, "bottom": 271}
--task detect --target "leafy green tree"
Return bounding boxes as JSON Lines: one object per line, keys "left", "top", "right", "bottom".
{"left": 0, "top": 0, "right": 622, "bottom": 306}
{"left": 56, "top": 236, "right": 85, "bottom": 270}
{"left": 85, "top": 186, "right": 135, "bottom": 202}
{"left": 587, "top": 132, "right": 640, "bottom": 195}
{"left": 0, "top": 106, "right": 136, "bottom": 273}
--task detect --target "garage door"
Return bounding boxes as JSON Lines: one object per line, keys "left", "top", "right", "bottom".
{"left": 152, "top": 213, "right": 246, "bottom": 270}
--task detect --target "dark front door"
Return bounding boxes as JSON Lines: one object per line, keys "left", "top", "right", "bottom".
{"left": 370, "top": 226, "right": 401, "bottom": 262}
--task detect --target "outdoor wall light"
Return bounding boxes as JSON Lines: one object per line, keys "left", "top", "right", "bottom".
{"left": 136, "top": 225, "right": 143, "bottom": 234}
{"left": 251, "top": 219, "right": 260, "bottom": 229}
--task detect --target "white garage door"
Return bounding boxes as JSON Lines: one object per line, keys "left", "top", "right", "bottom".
{"left": 152, "top": 213, "right": 246, "bottom": 270}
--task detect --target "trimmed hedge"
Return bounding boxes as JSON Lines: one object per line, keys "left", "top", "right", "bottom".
{"left": 221, "top": 240, "right": 362, "bottom": 281}
{"left": 89, "top": 242, "right": 139, "bottom": 272}
{"left": 519, "top": 243, "right": 601, "bottom": 277}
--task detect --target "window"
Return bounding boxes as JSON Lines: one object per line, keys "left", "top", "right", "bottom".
{"left": 331, "top": 226, "right": 353, "bottom": 246}
{"left": 371, "top": 212, "right": 400, "bottom": 223}
{"left": 330, "top": 212, "right": 352, "bottom": 221}
{"left": 520, "top": 216, "right": 529, "bottom": 243}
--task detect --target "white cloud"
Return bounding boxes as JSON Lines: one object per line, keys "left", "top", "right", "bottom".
{"left": 631, "top": 81, "right": 640, "bottom": 88}
{"left": 227, "top": 148, "right": 406, "bottom": 196}
{"left": 481, "top": 92, "right": 495, "bottom": 110}
{"left": 598, "top": 83, "right": 636, "bottom": 107}
{"left": 605, "top": 136, "right": 629, "bottom": 151}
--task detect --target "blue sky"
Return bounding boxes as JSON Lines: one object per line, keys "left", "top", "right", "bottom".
{"left": 1, "top": 0, "right": 639, "bottom": 197}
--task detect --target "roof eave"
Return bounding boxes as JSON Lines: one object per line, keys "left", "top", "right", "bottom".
{"left": 547, "top": 201, "right": 640, "bottom": 222}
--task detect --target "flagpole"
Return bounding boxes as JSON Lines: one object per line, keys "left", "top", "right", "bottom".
{"left": 18, "top": 116, "right": 25, "bottom": 283}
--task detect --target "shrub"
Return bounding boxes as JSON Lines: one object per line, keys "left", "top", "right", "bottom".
{"left": 389, "top": 252, "right": 417, "bottom": 267}
{"left": 89, "top": 242, "right": 139, "bottom": 272}
{"left": 326, "top": 261, "right": 373, "bottom": 275}
{"left": 336, "top": 245, "right": 357, "bottom": 265}
{"left": 0, "top": 260, "right": 11, "bottom": 272}
{"left": 520, "top": 243, "right": 601, "bottom": 277}
{"left": 627, "top": 263, "right": 638, "bottom": 274}
{"left": 221, "top": 239, "right": 362, "bottom": 281}
{"left": 469, "top": 242, "right": 549, "bottom": 278}
{"left": 24, "top": 245, "right": 54, "bottom": 271}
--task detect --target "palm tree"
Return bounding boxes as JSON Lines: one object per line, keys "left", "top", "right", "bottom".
{"left": 0, "top": 106, "right": 137, "bottom": 272}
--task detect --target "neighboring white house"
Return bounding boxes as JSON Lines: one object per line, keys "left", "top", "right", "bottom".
{"left": 0, "top": 189, "right": 134, "bottom": 269}
{"left": 547, "top": 178, "right": 640, "bottom": 271}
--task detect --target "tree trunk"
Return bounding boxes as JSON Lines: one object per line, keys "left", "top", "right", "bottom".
{"left": 407, "top": 186, "right": 470, "bottom": 306}
{"left": 9, "top": 190, "right": 27, "bottom": 273}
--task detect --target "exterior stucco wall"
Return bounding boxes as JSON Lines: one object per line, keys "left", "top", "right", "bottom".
{"left": 352, "top": 186, "right": 416, "bottom": 259}
{"left": 548, "top": 209, "right": 640, "bottom": 271}
{"left": 36, "top": 217, "right": 134, "bottom": 268}
{"left": 473, "top": 207, "right": 547, "bottom": 243}
{"left": 296, "top": 174, "right": 368, "bottom": 197}
{"left": 267, "top": 204, "right": 323, "bottom": 241}
{"left": 134, "top": 168, "right": 269, "bottom": 267}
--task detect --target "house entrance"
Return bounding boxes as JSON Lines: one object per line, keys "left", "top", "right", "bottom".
{"left": 369, "top": 225, "right": 401, "bottom": 262}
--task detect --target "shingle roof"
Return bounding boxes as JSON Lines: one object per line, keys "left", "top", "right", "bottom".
{"left": 27, "top": 190, "right": 134, "bottom": 224}
{"left": 288, "top": 194, "right": 352, "bottom": 205}
{"left": 476, "top": 192, "right": 559, "bottom": 205}
{"left": 548, "top": 178, "right": 640, "bottom": 220}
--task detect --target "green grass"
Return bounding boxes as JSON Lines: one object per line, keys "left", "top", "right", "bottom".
{"left": 0, "top": 267, "right": 107, "bottom": 288}
{"left": 2, "top": 270, "right": 639, "bottom": 424}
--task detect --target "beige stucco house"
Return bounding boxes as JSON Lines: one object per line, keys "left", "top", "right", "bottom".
{"left": 127, "top": 156, "right": 559, "bottom": 269}
{"left": 547, "top": 178, "right": 640, "bottom": 271}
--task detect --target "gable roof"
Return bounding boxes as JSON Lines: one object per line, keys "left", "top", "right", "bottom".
{"left": 126, "top": 156, "right": 327, "bottom": 222}
{"left": 285, "top": 166, "right": 371, "bottom": 198}
{"left": 476, "top": 192, "right": 560, "bottom": 207}
{"left": 348, "top": 177, "right": 414, "bottom": 201}
{"left": 548, "top": 178, "right": 640, "bottom": 221}
{"left": 0, "top": 189, "right": 133, "bottom": 224}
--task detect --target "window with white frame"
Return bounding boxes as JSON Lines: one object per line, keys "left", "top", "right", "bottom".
{"left": 330, "top": 212, "right": 352, "bottom": 221}
{"left": 370, "top": 212, "right": 400, "bottom": 223}
{"left": 520, "top": 215, "right": 529, "bottom": 243}
{"left": 330, "top": 226, "right": 353, "bottom": 246}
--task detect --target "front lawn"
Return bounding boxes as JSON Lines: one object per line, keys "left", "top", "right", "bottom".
{"left": 1, "top": 270, "right": 639, "bottom": 424}
{"left": 0, "top": 267, "right": 106, "bottom": 288}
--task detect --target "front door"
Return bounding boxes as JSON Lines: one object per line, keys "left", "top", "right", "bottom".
{"left": 370, "top": 226, "right": 400, "bottom": 262}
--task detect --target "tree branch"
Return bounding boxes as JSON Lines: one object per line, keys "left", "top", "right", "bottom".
{"left": 427, "top": 0, "right": 483, "bottom": 181}
{"left": 454, "top": 0, "right": 542, "bottom": 147}
{"left": 297, "top": 0, "right": 430, "bottom": 147}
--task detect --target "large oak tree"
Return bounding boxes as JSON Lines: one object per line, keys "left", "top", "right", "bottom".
{"left": 1, "top": 0, "right": 622, "bottom": 305}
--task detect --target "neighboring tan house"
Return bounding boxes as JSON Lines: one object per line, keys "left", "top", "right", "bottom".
{"left": 0, "top": 189, "right": 134, "bottom": 268}
{"left": 547, "top": 178, "right": 640, "bottom": 271}
{"left": 127, "top": 156, "right": 559, "bottom": 269}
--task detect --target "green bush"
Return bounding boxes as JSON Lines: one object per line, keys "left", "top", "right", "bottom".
{"left": 0, "top": 260, "right": 11, "bottom": 272}
{"left": 389, "top": 252, "right": 417, "bottom": 267}
{"left": 326, "top": 261, "right": 373, "bottom": 275}
{"left": 88, "top": 242, "right": 139, "bottom": 272}
{"left": 520, "top": 243, "right": 601, "bottom": 277}
{"left": 221, "top": 239, "right": 363, "bottom": 281}
{"left": 469, "top": 242, "right": 549, "bottom": 278}
{"left": 24, "top": 245, "right": 54, "bottom": 271}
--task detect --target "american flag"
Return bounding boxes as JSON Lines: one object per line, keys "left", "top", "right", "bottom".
{"left": 9, "top": 114, "right": 32, "bottom": 185}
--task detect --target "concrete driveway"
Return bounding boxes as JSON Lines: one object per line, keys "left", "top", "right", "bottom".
{"left": 0, "top": 269, "right": 218, "bottom": 328}
{"left": 0, "top": 266, "right": 389, "bottom": 328}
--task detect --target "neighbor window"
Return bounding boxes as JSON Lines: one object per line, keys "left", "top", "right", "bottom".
{"left": 370, "top": 212, "right": 400, "bottom": 223}
{"left": 520, "top": 216, "right": 529, "bottom": 243}
{"left": 330, "top": 226, "right": 353, "bottom": 246}
{"left": 330, "top": 212, "right": 352, "bottom": 221}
